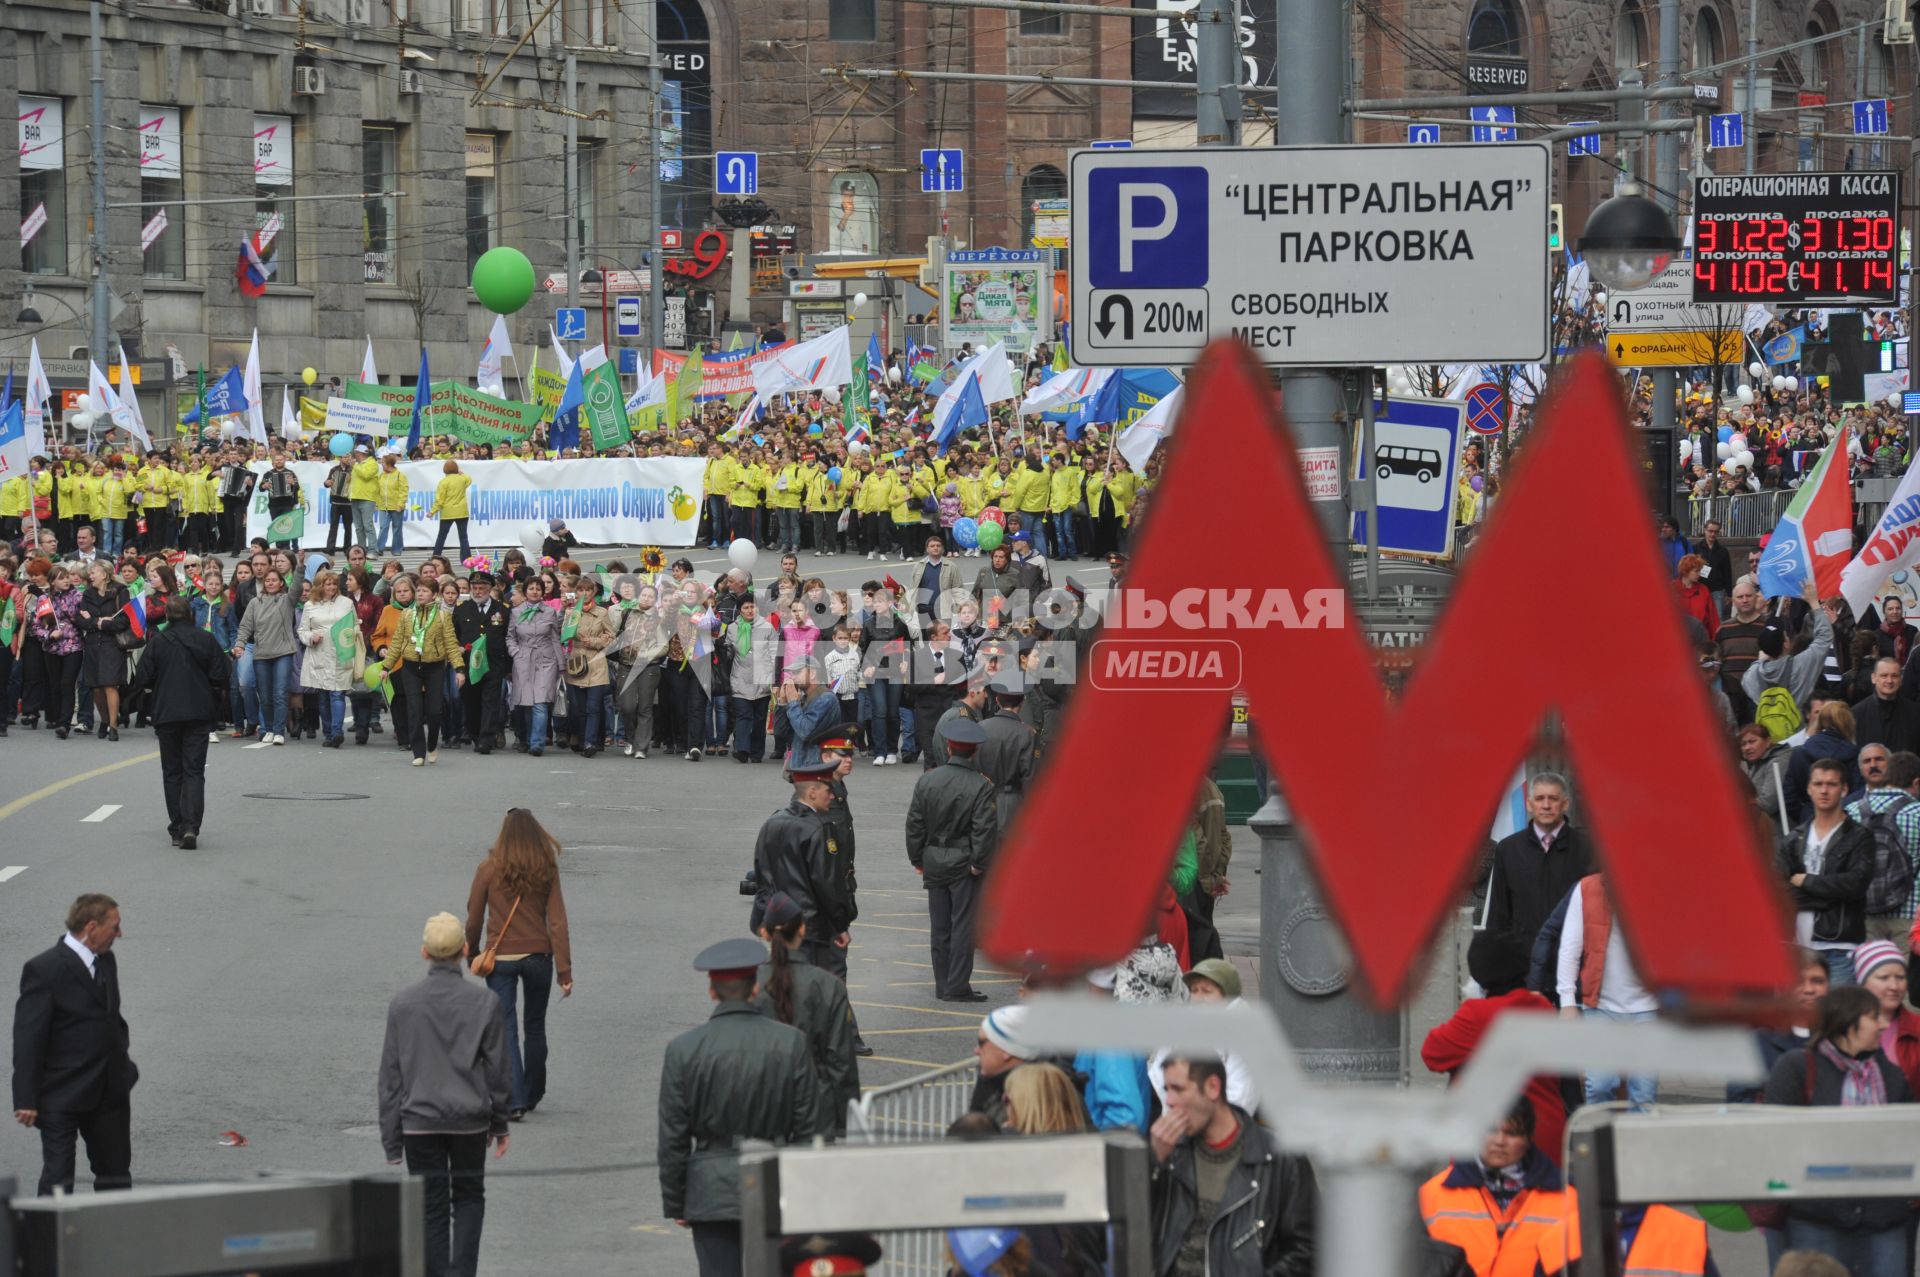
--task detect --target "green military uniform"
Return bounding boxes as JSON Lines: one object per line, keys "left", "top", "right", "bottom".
{"left": 755, "top": 941, "right": 859, "bottom": 1135}
{"left": 906, "top": 719, "right": 1000, "bottom": 1001}
{"left": 975, "top": 676, "right": 1039, "bottom": 835}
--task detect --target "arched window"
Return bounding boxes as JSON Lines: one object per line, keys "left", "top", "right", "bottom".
{"left": 1693, "top": 7, "right": 1722, "bottom": 70}
{"left": 1466, "top": 0, "right": 1524, "bottom": 57}
{"left": 1021, "top": 165, "right": 1067, "bottom": 249}
{"left": 1615, "top": 1, "right": 1647, "bottom": 75}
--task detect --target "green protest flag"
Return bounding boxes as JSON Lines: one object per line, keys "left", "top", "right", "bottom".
{"left": 0, "top": 596, "right": 14, "bottom": 646}
{"left": 845, "top": 354, "right": 872, "bottom": 431}
{"left": 266, "top": 507, "right": 305, "bottom": 542}
{"left": 911, "top": 360, "right": 940, "bottom": 384}
{"left": 467, "top": 637, "right": 490, "bottom": 683}
{"left": 529, "top": 367, "right": 570, "bottom": 424}
{"left": 560, "top": 604, "right": 582, "bottom": 643}
{"left": 330, "top": 612, "right": 358, "bottom": 665}
{"left": 580, "top": 361, "right": 632, "bottom": 451}
{"left": 666, "top": 346, "right": 704, "bottom": 425}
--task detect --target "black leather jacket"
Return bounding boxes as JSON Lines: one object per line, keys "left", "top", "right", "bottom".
{"left": 1775, "top": 816, "right": 1875, "bottom": 945}
{"left": 1149, "top": 1109, "right": 1317, "bottom": 1277}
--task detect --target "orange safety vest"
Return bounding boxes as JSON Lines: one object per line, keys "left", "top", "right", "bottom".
{"left": 1419, "top": 1168, "right": 1580, "bottom": 1277}
{"left": 1622, "top": 1205, "right": 1710, "bottom": 1277}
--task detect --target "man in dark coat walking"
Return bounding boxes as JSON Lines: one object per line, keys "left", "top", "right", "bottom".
{"left": 11, "top": 893, "right": 138, "bottom": 1196}
{"left": 974, "top": 672, "right": 1038, "bottom": 837}
{"left": 1852, "top": 657, "right": 1920, "bottom": 754}
{"left": 1482, "top": 773, "right": 1593, "bottom": 962}
{"left": 750, "top": 759, "right": 856, "bottom": 949}
{"left": 906, "top": 718, "right": 1000, "bottom": 1002}
{"left": 127, "top": 595, "right": 228, "bottom": 849}
{"left": 658, "top": 937, "right": 823, "bottom": 1276}
{"left": 452, "top": 570, "right": 511, "bottom": 753}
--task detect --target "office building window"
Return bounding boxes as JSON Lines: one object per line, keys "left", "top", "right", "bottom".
{"left": 466, "top": 133, "right": 498, "bottom": 272}
{"left": 253, "top": 113, "right": 296, "bottom": 285}
{"left": 1019, "top": 6, "right": 1062, "bottom": 34}
{"left": 576, "top": 140, "right": 599, "bottom": 254}
{"left": 829, "top": 0, "right": 875, "bottom": 40}
{"left": 139, "top": 104, "right": 186, "bottom": 279}
{"left": 18, "top": 96, "right": 67, "bottom": 276}
{"left": 363, "top": 126, "right": 399, "bottom": 285}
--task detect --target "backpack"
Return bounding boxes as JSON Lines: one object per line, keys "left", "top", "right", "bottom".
{"left": 1755, "top": 684, "right": 1804, "bottom": 742}
{"left": 1862, "top": 794, "right": 1917, "bottom": 916}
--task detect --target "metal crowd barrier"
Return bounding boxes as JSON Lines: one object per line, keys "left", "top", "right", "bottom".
{"left": 1683, "top": 490, "right": 1794, "bottom": 538}
{"left": 842, "top": 1059, "right": 980, "bottom": 1273}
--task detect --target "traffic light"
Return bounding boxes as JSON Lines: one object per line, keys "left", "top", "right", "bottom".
{"left": 1548, "top": 203, "right": 1564, "bottom": 252}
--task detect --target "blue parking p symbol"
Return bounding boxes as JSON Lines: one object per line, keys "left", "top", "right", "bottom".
{"left": 1088, "top": 166, "right": 1208, "bottom": 289}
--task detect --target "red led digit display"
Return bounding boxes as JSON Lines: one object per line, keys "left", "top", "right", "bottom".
{"left": 1690, "top": 171, "right": 1900, "bottom": 304}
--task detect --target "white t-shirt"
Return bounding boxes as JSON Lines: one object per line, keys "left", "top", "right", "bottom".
{"left": 1794, "top": 818, "right": 1850, "bottom": 952}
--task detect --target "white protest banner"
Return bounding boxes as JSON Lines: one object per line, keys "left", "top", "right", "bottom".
{"left": 243, "top": 457, "right": 708, "bottom": 549}
{"left": 325, "top": 396, "right": 394, "bottom": 437}
{"left": 20, "top": 203, "right": 47, "bottom": 248}
{"left": 140, "top": 209, "right": 169, "bottom": 251}
{"left": 1841, "top": 453, "right": 1920, "bottom": 618}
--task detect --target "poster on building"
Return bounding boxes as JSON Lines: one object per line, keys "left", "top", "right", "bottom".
{"left": 794, "top": 301, "right": 848, "bottom": 343}
{"left": 253, "top": 115, "right": 293, "bottom": 187}
{"left": 941, "top": 248, "right": 1052, "bottom": 353}
{"left": 18, "top": 97, "right": 63, "bottom": 171}
{"left": 1131, "top": 0, "right": 1276, "bottom": 119}
{"left": 242, "top": 457, "right": 707, "bottom": 549}
{"left": 138, "top": 106, "right": 182, "bottom": 177}
{"left": 825, "top": 170, "right": 882, "bottom": 256}
{"left": 1030, "top": 198, "right": 1070, "bottom": 250}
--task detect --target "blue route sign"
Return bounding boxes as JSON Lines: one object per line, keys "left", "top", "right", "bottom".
{"left": 1567, "top": 123, "right": 1601, "bottom": 157}
{"left": 1351, "top": 395, "right": 1466, "bottom": 558}
{"left": 554, "top": 307, "right": 587, "bottom": 342}
{"left": 715, "top": 150, "right": 758, "bottom": 195}
{"left": 1089, "top": 139, "right": 1133, "bottom": 149}
{"left": 1708, "top": 113, "right": 1744, "bottom": 149}
{"left": 921, "top": 148, "right": 965, "bottom": 193}
{"left": 1407, "top": 124, "right": 1441, "bottom": 145}
{"left": 1853, "top": 98, "right": 1890, "bottom": 135}
{"left": 1470, "top": 105, "right": 1517, "bottom": 143}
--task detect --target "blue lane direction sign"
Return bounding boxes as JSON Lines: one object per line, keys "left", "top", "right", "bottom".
{"left": 715, "top": 150, "right": 758, "bottom": 195}
{"left": 1853, "top": 98, "right": 1890, "bottom": 135}
{"left": 614, "top": 296, "right": 642, "bottom": 338}
{"left": 1470, "top": 105, "right": 1517, "bottom": 143}
{"left": 921, "top": 148, "right": 965, "bottom": 193}
{"left": 1903, "top": 391, "right": 1920, "bottom": 415}
{"left": 1408, "top": 124, "right": 1441, "bottom": 144}
{"left": 554, "top": 307, "right": 588, "bottom": 342}
{"left": 1463, "top": 382, "right": 1508, "bottom": 435}
{"left": 1351, "top": 394, "right": 1466, "bottom": 559}
{"left": 1089, "top": 139, "right": 1133, "bottom": 149}
{"left": 1567, "top": 123, "right": 1602, "bottom": 157}
{"left": 1708, "top": 113, "right": 1744, "bottom": 149}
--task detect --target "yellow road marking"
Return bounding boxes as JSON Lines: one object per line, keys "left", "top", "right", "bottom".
{"left": 0, "top": 752, "right": 159, "bottom": 823}
{"left": 853, "top": 1001, "right": 990, "bottom": 1019}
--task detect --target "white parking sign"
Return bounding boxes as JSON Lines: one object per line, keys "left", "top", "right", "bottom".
{"left": 1069, "top": 143, "right": 1551, "bottom": 368}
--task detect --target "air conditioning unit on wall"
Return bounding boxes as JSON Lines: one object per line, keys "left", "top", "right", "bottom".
{"left": 399, "top": 67, "right": 423, "bottom": 94}
{"left": 294, "top": 64, "right": 326, "bottom": 96}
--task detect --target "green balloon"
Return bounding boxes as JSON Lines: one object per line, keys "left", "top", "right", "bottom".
{"left": 976, "top": 521, "right": 1004, "bottom": 552}
{"left": 471, "top": 247, "right": 536, "bottom": 315}
{"left": 1695, "top": 1203, "right": 1754, "bottom": 1233}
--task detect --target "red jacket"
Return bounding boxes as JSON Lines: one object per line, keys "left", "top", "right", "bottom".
{"left": 1882, "top": 1008, "right": 1920, "bottom": 1100}
{"left": 1422, "top": 989, "right": 1567, "bottom": 1165}
{"left": 1676, "top": 580, "right": 1719, "bottom": 640}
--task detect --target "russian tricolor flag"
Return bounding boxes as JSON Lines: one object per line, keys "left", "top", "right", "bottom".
{"left": 121, "top": 599, "right": 147, "bottom": 640}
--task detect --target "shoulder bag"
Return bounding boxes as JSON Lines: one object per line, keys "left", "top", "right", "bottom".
{"left": 469, "top": 895, "right": 522, "bottom": 977}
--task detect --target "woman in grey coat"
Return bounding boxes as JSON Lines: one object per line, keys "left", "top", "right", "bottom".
{"left": 507, "top": 576, "right": 564, "bottom": 757}
{"left": 614, "top": 584, "right": 672, "bottom": 759}
{"left": 233, "top": 568, "right": 299, "bottom": 745}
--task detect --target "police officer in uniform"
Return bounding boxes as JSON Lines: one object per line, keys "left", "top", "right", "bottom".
{"left": 451, "top": 570, "right": 510, "bottom": 753}
{"left": 906, "top": 717, "right": 1000, "bottom": 1002}
{"left": 974, "top": 671, "right": 1039, "bottom": 836}
{"left": 780, "top": 1233, "right": 884, "bottom": 1276}
{"left": 657, "top": 937, "right": 824, "bottom": 1277}
{"left": 750, "top": 757, "right": 856, "bottom": 958}
{"left": 811, "top": 724, "right": 873, "bottom": 1057}
{"left": 754, "top": 892, "right": 859, "bottom": 1134}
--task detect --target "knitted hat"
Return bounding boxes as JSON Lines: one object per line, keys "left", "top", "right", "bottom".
{"left": 1853, "top": 939, "right": 1905, "bottom": 980}
{"left": 1468, "top": 929, "right": 1533, "bottom": 994}
{"left": 980, "top": 1006, "right": 1038, "bottom": 1061}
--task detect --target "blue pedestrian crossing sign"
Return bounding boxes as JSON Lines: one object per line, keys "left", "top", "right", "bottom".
{"left": 1708, "top": 113, "right": 1744, "bottom": 149}
{"left": 1566, "top": 123, "right": 1601, "bottom": 157}
{"left": 555, "top": 307, "right": 588, "bottom": 342}
{"left": 1853, "top": 99, "right": 1890, "bottom": 136}
{"left": 1470, "top": 106, "right": 1517, "bottom": 143}
{"left": 921, "top": 148, "right": 965, "bottom": 193}
{"left": 1407, "top": 124, "right": 1441, "bottom": 144}
{"left": 715, "top": 151, "right": 758, "bottom": 195}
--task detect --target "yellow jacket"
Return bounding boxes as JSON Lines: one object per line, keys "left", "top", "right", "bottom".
{"left": 955, "top": 475, "right": 986, "bottom": 517}
{"left": 0, "top": 476, "right": 27, "bottom": 518}
{"left": 376, "top": 468, "right": 410, "bottom": 513}
{"left": 705, "top": 456, "right": 737, "bottom": 500}
{"left": 1087, "top": 469, "right": 1138, "bottom": 516}
{"left": 101, "top": 476, "right": 130, "bottom": 521}
{"left": 57, "top": 471, "right": 82, "bottom": 517}
{"left": 804, "top": 469, "right": 843, "bottom": 513}
{"left": 348, "top": 457, "right": 382, "bottom": 502}
{"left": 431, "top": 473, "right": 474, "bottom": 520}
{"left": 136, "top": 467, "right": 171, "bottom": 509}
{"left": 890, "top": 472, "right": 931, "bottom": 524}
{"left": 729, "top": 463, "right": 766, "bottom": 509}
{"left": 1013, "top": 466, "right": 1050, "bottom": 514}
{"left": 853, "top": 470, "right": 894, "bottom": 515}
{"left": 766, "top": 462, "right": 807, "bottom": 510}
{"left": 1048, "top": 466, "right": 1085, "bottom": 514}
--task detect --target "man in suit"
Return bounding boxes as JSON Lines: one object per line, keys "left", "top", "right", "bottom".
{"left": 127, "top": 595, "right": 228, "bottom": 849}
{"left": 452, "top": 571, "right": 510, "bottom": 754}
{"left": 12, "top": 893, "right": 138, "bottom": 1196}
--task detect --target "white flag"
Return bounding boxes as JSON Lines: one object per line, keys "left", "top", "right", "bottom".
{"left": 280, "top": 384, "right": 302, "bottom": 441}
{"left": 933, "top": 340, "right": 1017, "bottom": 437}
{"left": 243, "top": 328, "right": 269, "bottom": 445}
{"left": 1020, "top": 366, "right": 1113, "bottom": 416}
{"left": 578, "top": 343, "right": 609, "bottom": 374}
{"left": 23, "top": 338, "right": 52, "bottom": 458}
{"left": 625, "top": 367, "right": 665, "bottom": 414}
{"left": 361, "top": 336, "right": 379, "bottom": 385}
{"left": 116, "top": 346, "right": 149, "bottom": 447}
{"left": 1841, "top": 453, "right": 1920, "bottom": 618}
{"left": 752, "top": 325, "right": 854, "bottom": 398}
{"left": 477, "top": 314, "right": 513, "bottom": 397}
{"left": 548, "top": 325, "right": 576, "bottom": 379}
{"left": 90, "top": 361, "right": 148, "bottom": 452}
{"left": 1117, "top": 384, "right": 1183, "bottom": 475}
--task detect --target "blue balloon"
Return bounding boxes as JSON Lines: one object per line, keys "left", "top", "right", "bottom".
{"left": 807, "top": 423, "right": 824, "bottom": 436}
{"left": 953, "top": 516, "right": 980, "bottom": 549}
{"left": 827, "top": 466, "right": 844, "bottom": 485}
{"left": 329, "top": 432, "right": 353, "bottom": 457}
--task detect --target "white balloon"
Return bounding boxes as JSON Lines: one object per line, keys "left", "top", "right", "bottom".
{"left": 1593, "top": 291, "right": 1607, "bottom": 306}
{"left": 728, "top": 538, "right": 759, "bottom": 573}
{"left": 887, "top": 366, "right": 903, "bottom": 385}
{"left": 1736, "top": 449, "right": 1755, "bottom": 469}
{"left": 852, "top": 292, "right": 869, "bottom": 309}
{"left": 1892, "top": 392, "right": 1906, "bottom": 408}
{"left": 1736, "top": 385, "right": 1755, "bottom": 404}
{"left": 1784, "top": 376, "right": 1799, "bottom": 392}
{"left": 1679, "top": 439, "right": 1693, "bottom": 459}
{"left": 70, "top": 411, "right": 95, "bottom": 431}
{"left": 520, "top": 524, "right": 547, "bottom": 558}
{"left": 1772, "top": 375, "right": 1788, "bottom": 391}
{"left": 1749, "top": 361, "right": 1766, "bottom": 379}
{"left": 847, "top": 439, "right": 868, "bottom": 453}
{"left": 1716, "top": 442, "right": 1732, "bottom": 460}
{"left": 1729, "top": 432, "right": 1747, "bottom": 450}
{"left": 74, "top": 393, "right": 92, "bottom": 413}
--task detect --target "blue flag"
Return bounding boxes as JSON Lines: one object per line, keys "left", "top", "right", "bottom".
{"left": 1073, "top": 373, "right": 1126, "bottom": 441}
{"left": 1763, "top": 326, "right": 1807, "bottom": 364}
{"left": 406, "top": 346, "right": 430, "bottom": 453}
{"left": 551, "top": 361, "right": 585, "bottom": 451}
{"left": 933, "top": 371, "right": 989, "bottom": 456}
{"left": 1, "top": 363, "right": 13, "bottom": 414}
{"left": 180, "top": 368, "right": 248, "bottom": 424}
{"left": 866, "top": 334, "right": 885, "bottom": 377}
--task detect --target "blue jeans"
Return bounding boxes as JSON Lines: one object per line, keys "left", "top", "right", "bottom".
{"left": 486, "top": 953, "right": 553, "bottom": 1112}
{"left": 869, "top": 680, "right": 902, "bottom": 756}
{"left": 706, "top": 496, "right": 728, "bottom": 547}
{"left": 775, "top": 507, "right": 801, "bottom": 550}
{"left": 707, "top": 683, "right": 733, "bottom": 749}
{"left": 101, "top": 518, "right": 124, "bottom": 558}
{"left": 567, "top": 683, "right": 608, "bottom": 748}
{"left": 1582, "top": 1007, "right": 1659, "bottom": 1108}
{"left": 1784, "top": 1217, "right": 1908, "bottom": 1277}
{"left": 433, "top": 517, "right": 470, "bottom": 559}
{"left": 900, "top": 706, "right": 918, "bottom": 757}
{"left": 1821, "top": 946, "right": 1857, "bottom": 987}
{"left": 379, "top": 509, "right": 405, "bottom": 555}
{"left": 525, "top": 702, "right": 551, "bottom": 750}
{"left": 254, "top": 654, "right": 292, "bottom": 736}
{"left": 317, "top": 689, "right": 345, "bottom": 739}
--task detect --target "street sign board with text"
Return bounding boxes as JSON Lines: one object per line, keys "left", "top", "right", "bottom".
{"left": 1607, "top": 330, "right": 1744, "bottom": 367}
{"left": 1607, "top": 261, "right": 1728, "bottom": 331}
{"left": 1068, "top": 143, "right": 1550, "bottom": 367}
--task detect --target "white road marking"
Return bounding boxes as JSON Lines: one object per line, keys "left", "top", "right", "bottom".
{"left": 80, "top": 804, "right": 122, "bottom": 823}
{"left": 0, "top": 867, "right": 26, "bottom": 883}
{"left": 243, "top": 741, "right": 273, "bottom": 750}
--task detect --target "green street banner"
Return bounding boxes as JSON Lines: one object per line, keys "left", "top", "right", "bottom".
{"left": 580, "top": 361, "right": 632, "bottom": 451}
{"left": 344, "top": 379, "right": 542, "bottom": 445}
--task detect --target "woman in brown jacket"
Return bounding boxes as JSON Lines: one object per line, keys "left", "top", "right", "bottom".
{"left": 377, "top": 572, "right": 464, "bottom": 766}
{"left": 465, "top": 808, "right": 573, "bottom": 1121}
{"left": 560, "top": 576, "right": 615, "bottom": 756}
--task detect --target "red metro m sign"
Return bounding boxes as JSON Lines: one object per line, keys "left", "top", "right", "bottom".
{"left": 979, "top": 343, "right": 1792, "bottom": 1009}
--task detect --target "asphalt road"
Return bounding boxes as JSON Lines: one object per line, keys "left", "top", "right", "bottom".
{"left": 0, "top": 543, "right": 1204, "bottom": 1273}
